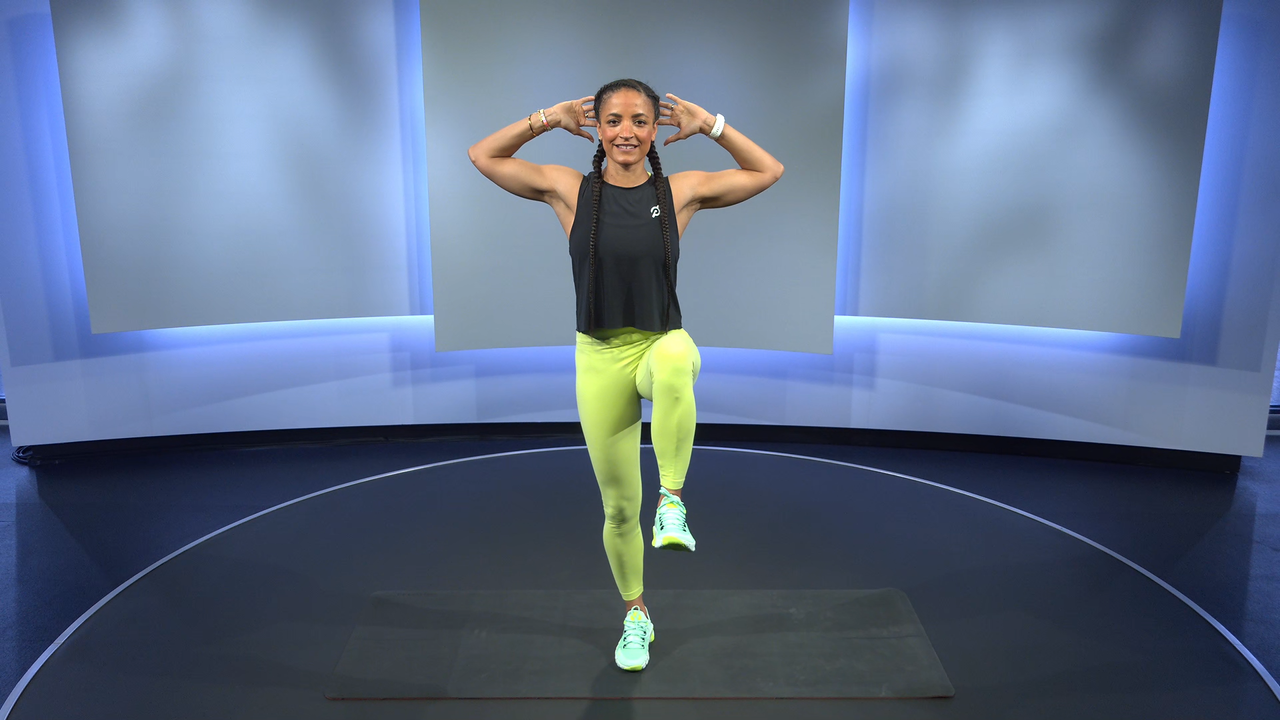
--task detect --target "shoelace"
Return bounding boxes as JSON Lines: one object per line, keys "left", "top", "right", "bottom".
{"left": 656, "top": 500, "right": 687, "bottom": 533}
{"left": 620, "top": 612, "right": 650, "bottom": 649}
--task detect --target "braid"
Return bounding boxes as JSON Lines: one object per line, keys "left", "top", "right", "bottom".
{"left": 588, "top": 142, "right": 606, "bottom": 333}
{"left": 648, "top": 145, "right": 676, "bottom": 332}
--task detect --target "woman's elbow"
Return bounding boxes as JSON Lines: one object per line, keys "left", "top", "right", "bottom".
{"left": 468, "top": 147, "right": 496, "bottom": 180}
{"left": 768, "top": 162, "right": 785, "bottom": 186}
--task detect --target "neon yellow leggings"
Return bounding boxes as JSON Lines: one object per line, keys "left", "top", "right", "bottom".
{"left": 575, "top": 327, "right": 701, "bottom": 603}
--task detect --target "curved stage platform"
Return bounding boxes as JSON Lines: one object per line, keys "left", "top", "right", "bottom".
{"left": 4, "top": 445, "right": 1277, "bottom": 719}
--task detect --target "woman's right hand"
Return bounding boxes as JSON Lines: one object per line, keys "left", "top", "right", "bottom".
{"left": 547, "top": 96, "right": 597, "bottom": 142}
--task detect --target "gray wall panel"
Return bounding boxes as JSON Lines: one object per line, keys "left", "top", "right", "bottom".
{"left": 422, "top": 0, "right": 846, "bottom": 353}
{"left": 50, "top": 0, "right": 413, "bottom": 333}
{"left": 856, "top": 0, "right": 1221, "bottom": 337}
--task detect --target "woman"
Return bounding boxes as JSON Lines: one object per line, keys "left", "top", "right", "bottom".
{"left": 469, "top": 78, "right": 783, "bottom": 671}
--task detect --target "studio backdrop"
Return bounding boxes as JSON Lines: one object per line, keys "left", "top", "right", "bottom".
{"left": 0, "top": 0, "right": 1275, "bottom": 457}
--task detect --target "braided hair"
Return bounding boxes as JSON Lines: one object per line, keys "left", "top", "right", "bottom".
{"left": 646, "top": 144, "right": 677, "bottom": 334}
{"left": 586, "top": 78, "right": 676, "bottom": 334}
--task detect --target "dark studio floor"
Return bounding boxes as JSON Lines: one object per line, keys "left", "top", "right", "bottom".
{"left": 1, "top": 424, "right": 1277, "bottom": 719}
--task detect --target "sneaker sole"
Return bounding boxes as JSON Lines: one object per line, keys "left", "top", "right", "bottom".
{"left": 652, "top": 534, "right": 695, "bottom": 551}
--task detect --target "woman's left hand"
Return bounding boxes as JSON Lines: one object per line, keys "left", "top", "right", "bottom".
{"left": 659, "top": 93, "right": 715, "bottom": 146}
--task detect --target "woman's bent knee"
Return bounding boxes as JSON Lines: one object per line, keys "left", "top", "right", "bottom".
{"left": 601, "top": 502, "right": 639, "bottom": 530}
{"left": 642, "top": 332, "right": 701, "bottom": 395}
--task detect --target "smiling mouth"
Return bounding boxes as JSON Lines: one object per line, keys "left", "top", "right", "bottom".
{"left": 614, "top": 144, "right": 638, "bottom": 151}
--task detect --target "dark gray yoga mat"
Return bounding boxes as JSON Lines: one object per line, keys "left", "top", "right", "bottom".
{"left": 325, "top": 589, "right": 954, "bottom": 699}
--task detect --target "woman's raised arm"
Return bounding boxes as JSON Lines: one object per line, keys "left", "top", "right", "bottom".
{"left": 659, "top": 93, "right": 784, "bottom": 214}
{"left": 468, "top": 97, "right": 596, "bottom": 204}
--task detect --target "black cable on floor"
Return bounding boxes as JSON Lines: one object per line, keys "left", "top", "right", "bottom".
{"left": 11, "top": 445, "right": 34, "bottom": 465}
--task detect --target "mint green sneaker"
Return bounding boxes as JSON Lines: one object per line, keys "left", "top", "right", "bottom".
{"left": 614, "top": 605, "right": 654, "bottom": 671}
{"left": 652, "top": 487, "right": 696, "bottom": 552}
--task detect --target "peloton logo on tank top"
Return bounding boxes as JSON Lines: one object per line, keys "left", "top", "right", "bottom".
{"left": 650, "top": 205, "right": 660, "bottom": 218}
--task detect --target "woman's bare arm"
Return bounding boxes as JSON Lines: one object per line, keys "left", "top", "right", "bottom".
{"left": 467, "top": 98, "right": 595, "bottom": 206}
{"left": 660, "top": 94, "right": 784, "bottom": 217}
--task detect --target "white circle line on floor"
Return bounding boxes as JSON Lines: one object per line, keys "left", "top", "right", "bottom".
{"left": 3, "top": 444, "right": 1276, "bottom": 717}
{"left": 699, "top": 445, "right": 1280, "bottom": 705}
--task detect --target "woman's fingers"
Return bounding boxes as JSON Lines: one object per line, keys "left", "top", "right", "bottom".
{"left": 544, "top": 97, "right": 597, "bottom": 140}
{"left": 658, "top": 93, "right": 705, "bottom": 145}
{"left": 663, "top": 127, "right": 697, "bottom": 146}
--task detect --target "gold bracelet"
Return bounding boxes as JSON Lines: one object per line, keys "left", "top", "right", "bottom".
{"left": 527, "top": 113, "right": 538, "bottom": 137}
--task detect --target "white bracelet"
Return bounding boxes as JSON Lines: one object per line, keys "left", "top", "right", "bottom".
{"left": 709, "top": 113, "right": 725, "bottom": 140}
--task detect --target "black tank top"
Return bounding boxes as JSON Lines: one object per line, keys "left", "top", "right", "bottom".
{"left": 568, "top": 171, "right": 682, "bottom": 334}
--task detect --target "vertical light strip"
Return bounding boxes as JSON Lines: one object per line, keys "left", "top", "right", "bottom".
{"left": 394, "top": 0, "right": 432, "bottom": 316}
{"left": 834, "top": 0, "right": 871, "bottom": 317}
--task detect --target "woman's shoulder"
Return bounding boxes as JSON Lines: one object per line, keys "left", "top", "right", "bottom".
{"left": 664, "top": 170, "right": 699, "bottom": 195}
{"left": 544, "top": 165, "right": 587, "bottom": 183}
{"left": 537, "top": 164, "right": 587, "bottom": 199}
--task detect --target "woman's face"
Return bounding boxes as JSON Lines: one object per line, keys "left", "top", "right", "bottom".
{"left": 596, "top": 88, "right": 658, "bottom": 168}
